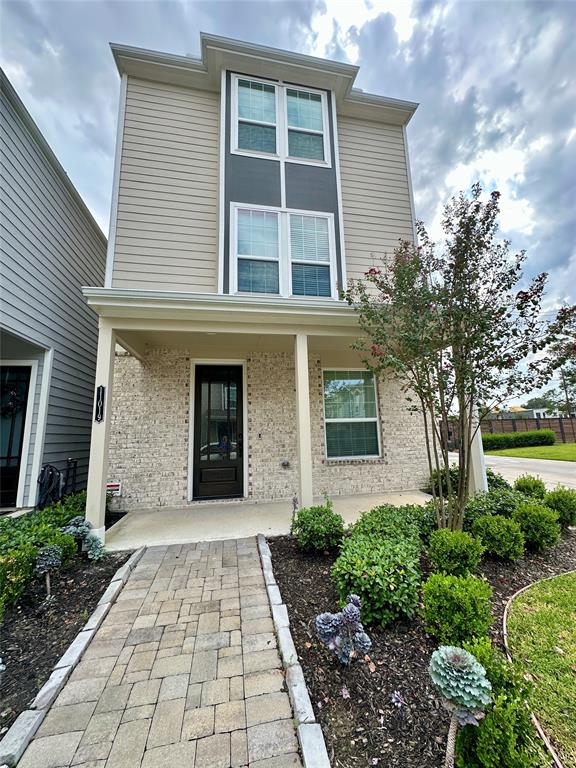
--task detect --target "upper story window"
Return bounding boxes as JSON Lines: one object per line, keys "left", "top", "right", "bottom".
{"left": 237, "top": 79, "right": 277, "bottom": 154}
{"left": 231, "top": 74, "right": 331, "bottom": 166}
{"left": 231, "top": 204, "right": 336, "bottom": 298}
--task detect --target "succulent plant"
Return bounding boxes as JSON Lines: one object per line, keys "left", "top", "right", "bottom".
{"left": 315, "top": 595, "right": 372, "bottom": 665}
{"left": 429, "top": 645, "right": 492, "bottom": 712}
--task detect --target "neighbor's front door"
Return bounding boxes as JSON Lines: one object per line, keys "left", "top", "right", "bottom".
{"left": 193, "top": 365, "right": 243, "bottom": 500}
{"left": 0, "top": 365, "right": 32, "bottom": 508}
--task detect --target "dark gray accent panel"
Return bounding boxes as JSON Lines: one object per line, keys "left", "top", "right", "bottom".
{"left": 223, "top": 71, "right": 343, "bottom": 292}
{"left": 223, "top": 70, "right": 282, "bottom": 293}
{"left": 285, "top": 90, "right": 342, "bottom": 288}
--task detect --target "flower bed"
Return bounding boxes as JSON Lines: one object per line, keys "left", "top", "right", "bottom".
{"left": 269, "top": 531, "right": 576, "bottom": 768}
{"left": 0, "top": 550, "right": 129, "bottom": 734}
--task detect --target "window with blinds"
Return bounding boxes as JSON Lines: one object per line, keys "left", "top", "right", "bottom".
{"left": 237, "top": 79, "right": 277, "bottom": 154}
{"left": 323, "top": 370, "right": 380, "bottom": 458}
{"left": 289, "top": 215, "right": 331, "bottom": 297}
{"left": 232, "top": 75, "right": 329, "bottom": 165}
{"left": 233, "top": 206, "right": 334, "bottom": 298}
{"left": 236, "top": 209, "right": 280, "bottom": 294}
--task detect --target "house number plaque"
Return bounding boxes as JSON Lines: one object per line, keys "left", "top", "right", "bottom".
{"left": 94, "top": 385, "right": 106, "bottom": 422}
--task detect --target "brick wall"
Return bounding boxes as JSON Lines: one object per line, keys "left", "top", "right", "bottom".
{"left": 108, "top": 347, "right": 428, "bottom": 510}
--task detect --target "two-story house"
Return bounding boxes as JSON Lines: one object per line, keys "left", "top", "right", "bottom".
{"left": 1, "top": 70, "right": 107, "bottom": 511}
{"left": 83, "top": 34, "right": 429, "bottom": 541}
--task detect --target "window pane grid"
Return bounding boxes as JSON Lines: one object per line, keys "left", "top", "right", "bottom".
{"left": 238, "top": 259, "right": 279, "bottom": 294}
{"left": 238, "top": 209, "right": 278, "bottom": 260}
{"left": 287, "top": 89, "right": 323, "bottom": 131}
{"left": 323, "top": 370, "right": 379, "bottom": 458}
{"left": 292, "top": 264, "right": 331, "bottom": 297}
{"left": 238, "top": 80, "right": 276, "bottom": 124}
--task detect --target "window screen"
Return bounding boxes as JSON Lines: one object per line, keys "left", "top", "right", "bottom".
{"left": 323, "top": 370, "right": 379, "bottom": 458}
{"left": 237, "top": 79, "right": 277, "bottom": 154}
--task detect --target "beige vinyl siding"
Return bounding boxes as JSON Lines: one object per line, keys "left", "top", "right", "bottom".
{"left": 338, "top": 116, "right": 414, "bottom": 282}
{"left": 112, "top": 78, "right": 220, "bottom": 292}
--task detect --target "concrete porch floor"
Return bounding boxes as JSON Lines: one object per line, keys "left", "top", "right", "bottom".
{"left": 105, "top": 491, "right": 431, "bottom": 551}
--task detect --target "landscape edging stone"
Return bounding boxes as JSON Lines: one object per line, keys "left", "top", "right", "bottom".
{"left": 0, "top": 545, "right": 146, "bottom": 767}
{"left": 257, "top": 533, "right": 331, "bottom": 768}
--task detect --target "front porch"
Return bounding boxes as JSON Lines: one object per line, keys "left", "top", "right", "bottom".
{"left": 82, "top": 288, "right": 430, "bottom": 542}
{"left": 104, "top": 491, "right": 431, "bottom": 551}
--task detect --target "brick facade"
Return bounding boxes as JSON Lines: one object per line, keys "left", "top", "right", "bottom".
{"left": 108, "top": 347, "right": 428, "bottom": 510}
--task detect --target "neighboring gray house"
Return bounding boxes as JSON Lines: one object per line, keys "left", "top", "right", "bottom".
{"left": 0, "top": 70, "right": 106, "bottom": 510}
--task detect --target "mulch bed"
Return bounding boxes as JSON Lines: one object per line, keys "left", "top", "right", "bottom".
{"left": 269, "top": 530, "right": 576, "bottom": 768}
{"left": 0, "top": 552, "right": 130, "bottom": 735}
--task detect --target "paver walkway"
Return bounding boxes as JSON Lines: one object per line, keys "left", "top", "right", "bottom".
{"left": 19, "top": 538, "right": 302, "bottom": 768}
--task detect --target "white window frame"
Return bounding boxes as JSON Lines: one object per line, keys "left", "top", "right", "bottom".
{"left": 230, "top": 202, "right": 337, "bottom": 299}
{"left": 322, "top": 368, "right": 381, "bottom": 460}
{"left": 230, "top": 73, "right": 332, "bottom": 168}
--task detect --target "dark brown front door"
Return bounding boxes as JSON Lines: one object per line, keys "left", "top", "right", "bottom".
{"left": 193, "top": 365, "right": 243, "bottom": 500}
{"left": 1, "top": 365, "right": 31, "bottom": 508}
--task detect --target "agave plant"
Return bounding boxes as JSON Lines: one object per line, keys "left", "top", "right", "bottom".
{"left": 429, "top": 646, "right": 491, "bottom": 768}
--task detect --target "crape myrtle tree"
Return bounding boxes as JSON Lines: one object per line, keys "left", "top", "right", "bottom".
{"left": 344, "top": 183, "right": 575, "bottom": 530}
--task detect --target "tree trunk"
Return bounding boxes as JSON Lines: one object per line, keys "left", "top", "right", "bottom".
{"left": 45, "top": 571, "right": 51, "bottom": 597}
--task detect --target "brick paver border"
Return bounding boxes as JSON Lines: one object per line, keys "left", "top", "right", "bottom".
{"left": 257, "top": 535, "right": 330, "bottom": 768}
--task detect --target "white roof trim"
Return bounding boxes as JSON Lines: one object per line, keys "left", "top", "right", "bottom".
{"left": 110, "top": 33, "right": 418, "bottom": 125}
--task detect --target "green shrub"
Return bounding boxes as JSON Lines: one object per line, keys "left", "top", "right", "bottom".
{"left": 456, "top": 638, "right": 541, "bottom": 768}
{"left": 472, "top": 515, "right": 525, "bottom": 561}
{"left": 512, "top": 502, "right": 560, "bottom": 551}
{"left": 0, "top": 545, "right": 36, "bottom": 622}
{"left": 292, "top": 499, "right": 344, "bottom": 551}
{"left": 405, "top": 501, "right": 438, "bottom": 543}
{"left": 350, "top": 504, "right": 420, "bottom": 550}
{"left": 422, "top": 573, "right": 493, "bottom": 644}
{"left": 513, "top": 474, "right": 546, "bottom": 499}
{"left": 332, "top": 535, "right": 420, "bottom": 626}
{"left": 543, "top": 486, "right": 576, "bottom": 528}
{"left": 463, "top": 489, "right": 528, "bottom": 531}
{"left": 482, "top": 429, "right": 555, "bottom": 451}
{"left": 428, "top": 529, "right": 484, "bottom": 576}
{"left": 486, "top": 468, "right": 512, "bottom": 491}
{"left": 426, "top": 464, "right": 460, "bottom": 496}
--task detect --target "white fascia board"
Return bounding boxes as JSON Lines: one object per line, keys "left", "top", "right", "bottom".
{"left": 82, "top": 287, "right": 358, "bottom": 327}
{"left": 109, "top": 35, "right": 417, "bottom": 124}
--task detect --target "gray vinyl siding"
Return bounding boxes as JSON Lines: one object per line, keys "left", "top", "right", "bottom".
{"left": 112, "top": 78, "right": 220, "bottom": 292}
{"left": 0, "top": 78, "right": 106, "bottom": 504}
{"left": 337, "top": 116, "right": 414, "bottom": 282}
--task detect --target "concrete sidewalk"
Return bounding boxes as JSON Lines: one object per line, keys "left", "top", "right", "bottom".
{"left": 105, "top": 491, "right": 430, "bottom": 551}
{"left": 18, "top": 538, "right": 302, "bottom": 768}
{"left": 484, "top": 454, "right": 575, "bottom": 489}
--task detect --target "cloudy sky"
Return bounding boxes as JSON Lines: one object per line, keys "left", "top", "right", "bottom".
{"left": 2, "top": 0, "right": 575, "bottom": 318}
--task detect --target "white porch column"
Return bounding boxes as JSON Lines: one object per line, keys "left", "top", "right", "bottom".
{"left": 294, "top": 333, "right": 313, "bottom": 508}
{"left": 469, "top": 422, "right": 488, "bottom": 494}
{"left": 85, "top": 320, "right": 116, "bottom": 541}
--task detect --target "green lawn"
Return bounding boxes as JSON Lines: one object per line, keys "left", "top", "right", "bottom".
{"left": 507, "top": 572, "right": 576, "bottom": 768}
{"left": 485, "top": 443, "right": 576, "bottom": 461}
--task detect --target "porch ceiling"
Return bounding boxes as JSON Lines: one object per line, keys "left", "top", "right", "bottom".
{"left": 115, "top": 328, "right": 364, "bottom": 359}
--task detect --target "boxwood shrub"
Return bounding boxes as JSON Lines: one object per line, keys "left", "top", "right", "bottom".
{"left": 513, "top": 474, "right": 546, "bottom": 499}
{"left": 543, "top": 486, "right": 576, "bottom": 528}
{"left": 472, "top": 515, "right": 525, "bottom": 561}
{"left": 463, "top": 489, "right": 528, "bottom": 530}
{"left": 482, "top": 429, "right": 555, "bottom": 451}
{"left": 428, "top": 529, "right": 484, "bottom": 576}
{"left": 332, "top": 534, "right": 420, "bottom": 627}
{"left": 422, "top": 572, "right": 493, "bottom": 644}
{"left": 292, "top": 499, "right": 344, "bottom": 552}
{"left": 456, "top": 637, "right": 542, "bottom": 767}
{"left": 512, "top": 502, "right": 560, "bottom": 551}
